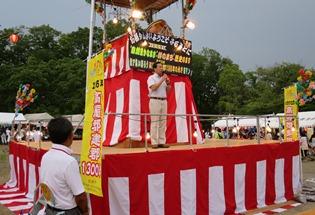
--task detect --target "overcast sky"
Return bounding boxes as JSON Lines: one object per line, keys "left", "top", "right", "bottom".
{"left": 1, "top": 0, "right": 314, "bottom": 71}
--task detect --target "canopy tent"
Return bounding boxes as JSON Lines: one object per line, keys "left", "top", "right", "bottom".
{"left": 24, "top": 113, "right": 54, "bottom": 126}
{"left": 213, "top": 111, "right": 315, "bottom": 129}
{"left": 295, "top": 111, "right": 315, "bottom": 127}
{"left": 62, "top": 114, "right": 84, "bottom": 128}
{"left": 276, "top": 112, "right": 315, "bottom": 128}
{"left": 0, "top": 113, "right": 26, "bottom": 125}
{"left": 213, "top": 116, "right": 281, "bottom": 129}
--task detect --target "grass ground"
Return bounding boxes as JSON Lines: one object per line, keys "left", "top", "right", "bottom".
{"left": 0, "top": 145, "right": 14, "bottom": 215}
{"left": 0, "top": 144, "right": 315, "bottom": 215}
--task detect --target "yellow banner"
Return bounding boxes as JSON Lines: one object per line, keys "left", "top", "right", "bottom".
{"left": 80, "top": 52, "right": 104, "bottom": 197}
{"left": 284, "top": 85, "right": 298, "bottom": 141}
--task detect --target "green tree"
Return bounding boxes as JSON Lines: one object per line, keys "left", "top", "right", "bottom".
{"left": 105, "top": 19, "right": 130, "bottom": 41}
{"left": 217, "top": 64, "right": 246, "bottom": 114}
{"left": 0, "top": 26, "right": 31, "bottom": 66}
{"left": 191, "top": 48, "right": 234, "bottom": 114}
{"left": 1, "top": 23, "right": 312, "bottom": 117}
{"left": 241, "top": 63, "right": 302, "bottom": 114}
{"left": 58, "top": 27, "right": 105, "bottom": 60}
{"left": 4, "top": 58, "right": 86, "bottom": 115}
{"left": 0, "top": 22, "right": 128, "bottom": 115}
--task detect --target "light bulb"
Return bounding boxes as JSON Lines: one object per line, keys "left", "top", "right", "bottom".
{"left": 113, "top": 18, "right": 118, "bottom": 24}
{"left": 232, "top": 127, "right": 237, "bottom": 133}
{"left": 193, "top": 131, "right": 198, "bottom": 138}
{"left": 131, "top": 10, "right": 143, "bottom": 19}
{"left": 127, "top": 27, "right": 132, "bottom": 33}
{"left": 186, "top": 20, "right": 195, "bottom": 30}
{"left": 141, "top": 40, "right": 148, "bottom": 47}
{"left": 176, "top": 44, "right": 183, "bottom": 51}
{"left": 146, "top": 132, "right": 150, "bottom": 140}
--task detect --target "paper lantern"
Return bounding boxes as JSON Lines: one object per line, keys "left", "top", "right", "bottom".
{"left": 9, "top": 34, "right": 20, "bottom": 44}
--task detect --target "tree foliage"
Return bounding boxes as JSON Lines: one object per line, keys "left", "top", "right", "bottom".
{"left": 0, "top": 24, "right": 117, "bottom": 115}
{"left": 0, "top": 24, "right": 313, "bottom": 116}
{"left": 217, "top": 64, "right": 246, "bottom": 114}
{"left": 191, "top": 48, "right": 234, "bottom": 114}
{"left": 190, "top": 51, "right": 313, "bottom": 115}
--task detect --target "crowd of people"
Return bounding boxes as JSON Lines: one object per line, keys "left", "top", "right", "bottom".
{"left": 0, "top": 126, "right": 11, "bottom": 144}
{"left": 13, "top": 124, "right": 47, "bottom": 142}
{"left": 204, "top": 126, "right": 315, "bottom": 159}
{"left": 300, "top": 127, "right": 315, "bottom": 159}
{"left": 0, "top": 124, "right": 49, "bottom": 144}
{"left": 204, "top": 126, "right": 282, "bottom": 140}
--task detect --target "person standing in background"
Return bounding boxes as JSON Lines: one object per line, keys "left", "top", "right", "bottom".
{"left": 33, "top": 128, "right": 42, "bottom": 143}
{"left": 0, "top": 128, "right": 6, "bottom": 144}
{"left": 6, "top": 127, "right": 11, "bottom": 144}
{"left": 309, "top": 128, "right": 315, "bottom": 148}
{"left": 300, "top": 129, "right": 309, "bottom": 158}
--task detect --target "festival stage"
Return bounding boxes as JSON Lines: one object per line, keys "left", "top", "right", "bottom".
{"left": 19, "top": 138, "right": 280, "bottom": 154}
{"left": 0, "top": 140, "right": 301, "bottom": 214}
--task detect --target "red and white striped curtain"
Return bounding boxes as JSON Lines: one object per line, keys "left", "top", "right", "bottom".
{"left": 102, "top": 70, "right": 203, "bottom": 146}
{"left": 0, "top": 143, "right": 45, "bottom": 214}
{"left": 90, "top": 141, "right": 301, "bottom": 214}
{"left": 102, "top": 35, "right": 203, "bottom": 146}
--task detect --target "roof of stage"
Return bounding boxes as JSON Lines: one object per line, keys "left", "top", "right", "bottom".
{"left": 100, "top": 0, "right": 178, "bottom": 12}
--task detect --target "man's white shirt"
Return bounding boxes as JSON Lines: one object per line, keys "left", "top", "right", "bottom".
{"left": 40, "top": 144, "right": 84, "bottom": 209}
{"left": 147, "top": 73, "right": 167, "bottom": 98}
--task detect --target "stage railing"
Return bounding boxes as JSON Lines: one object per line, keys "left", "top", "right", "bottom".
{"left": 9, "top": 113, "right": 299, "bottom": 151}
{"left": 104, "top": 112, "right": 299, "bottom": 150}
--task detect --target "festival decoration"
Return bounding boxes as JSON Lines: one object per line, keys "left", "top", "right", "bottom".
{"left": 130, "top": 0, "right": 136, "bottom": 8}
{"left": 103, "top": 43, "right": 114, "bottom": 59}
{"left": 15, "top": 83, "right": 38, "bottom": 113}
{"left": 295, "top": 69, "right": 315, "bottom": 106}
{"left": 85, "top": 0, "right": 104, "bottom": 16}
{"left": 95, "top": 4, "right": 104, "bottom": 14}
{"left": 185, "top": 0, "right": 196, "bottom": 11}
{"left": 9, "top": 34, "right": 20, "bottom": 44}
{"left": 183, "top": 0, "right": 197, "bottom": 36}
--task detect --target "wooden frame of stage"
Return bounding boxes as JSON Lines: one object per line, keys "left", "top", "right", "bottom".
{"left": 15, "top": 138, "right": 279, "bottom": 155}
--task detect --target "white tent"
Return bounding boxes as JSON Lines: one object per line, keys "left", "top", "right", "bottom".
{"left": 213, "top": 111, "right": 315, "bottom": 129}
{"left": 62, "top": 114, "right": 84, "bottom": 128}
{"left": 0, "top": 112, "right": 26, "bottom": 125}
{"left": 213, "top": 116, "right": 281, "bottom": 128}
{"left": 24, "top": 113, "right": 54, "bottom": 126}
{"left": 298, "top": 111, "right": 315, "bottom": 127}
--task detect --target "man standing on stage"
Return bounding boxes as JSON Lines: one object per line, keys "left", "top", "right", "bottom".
{"left": 147, "top": 62, "right": 171, "bottom": 148}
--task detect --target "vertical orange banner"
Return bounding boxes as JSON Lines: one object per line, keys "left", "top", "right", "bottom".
{"left": 80, "top": 52, "right": 104, "bottom": 196}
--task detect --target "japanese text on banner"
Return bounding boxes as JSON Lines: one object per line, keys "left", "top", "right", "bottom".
{"left": 80, "top": 51, "right": 104, "bottom": 197}
{"left": 284, "top": 85, "right": 298, "bottom": 141}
